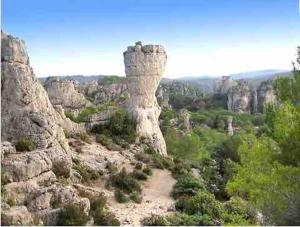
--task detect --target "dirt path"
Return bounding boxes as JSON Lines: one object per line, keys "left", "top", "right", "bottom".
{"left": 106, "top": 169, "right": 176, "bottom": 226}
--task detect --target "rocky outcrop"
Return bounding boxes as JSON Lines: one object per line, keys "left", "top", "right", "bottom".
{"left": 257, "top": 80, "right": 277, "bottom": 112}
{"left": 1, "top": 32, "right": 88, "bottom": 225}
{"left": 215, "top": 76, "right": 238, "bottom": 94}
{"left": 227, "top": 116, "right": 234, "bottom": 136}
{"left": 1, "top": 32, "right": 70, "bottom": 150}
{"left": 44, "top": 76, "right": 91, "bottom": 111}
{"left": 124, "top": 42, "right": 167, "bottom": 156}
{"left": 94, "top": 82, "right": 129, "bottom": 105}
{"left": 227, "top": 81, "right": 252, "bottom": 113}
{"left": 179, "top": 109, "right": 190, "bottom": 132}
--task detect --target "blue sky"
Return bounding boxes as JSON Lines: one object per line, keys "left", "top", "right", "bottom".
{"left": 2, "top": 0, "right": 300, "bottom": 77}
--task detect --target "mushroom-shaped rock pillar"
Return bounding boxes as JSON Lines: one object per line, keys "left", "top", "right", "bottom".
{"left": 123, "top": 42, "right": 167, "bottom": 156}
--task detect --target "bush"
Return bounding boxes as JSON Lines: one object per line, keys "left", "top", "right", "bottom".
{"left": 142, "top": 166, "right": 153, "bottom": 176}
{"left": 74, "top": 163, "right": 102, "bottom": 183}
{"left": 130, "top": 192, "right": 143, "bottom": 203}
{"left": 166, "top": 213, "right": 215, "bottom": 226}
{"left": 77, "top": 132, "right": 91, "bottom": 144}
{"left": 106, "top": 162, "right": 118, "bottom": 174}
{"left": 175, "top": 191, "right": 225, "bottom": 221}
{"left": 135, "top": 162, "right": 143, "bottom": 170}
{"left": 114, "top": 189, "right": 129, "bottom": 203}
{"left": 223, "top": 197, "right": 257, "bottom": 225}
{"left": 96, "top": 134, "right": 112, "bottom": 146}
{"left": 15, "top": 137, "right": 36, "bottom": 152}
{"left": 135, "top": 152, "right": 151, "bottom": 163}
{"left": 131, "top": 170, "right": 148, "bottom": 181}
{"left": 172, "top": 175, "right": 206, "bottom": 199}
{"left": 142, "top": 214, "right": 169, "bottom": 226}
{"left": 109, "top": 168, "right": 141, "bottom": 194}
{"left": 57, "top": 204, "right": 89, "bottom": 226}
{"left": 90, "top": 194, "right": 120, "bottom": 226}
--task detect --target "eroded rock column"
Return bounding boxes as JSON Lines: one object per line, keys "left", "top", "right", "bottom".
{"left": 124, "top": 42, "right": 167, "bottom": 156}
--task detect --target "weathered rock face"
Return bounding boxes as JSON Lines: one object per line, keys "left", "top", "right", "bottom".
{"left": 227, "top": 116, "right": 234, "bottom": 136}
{"left": 124, "top": 42, "right": 167, "bottom": 155}
{"left": 94, "top": 82, "right": 129, "bottom": 105}
{"left": 44, "top": 76, "right": 91, "bottom": 111}
{"left": 1, "top": 32, "right": 69, "bottom": 150}
{"left": 215, "top": 76, "right": 238, "bottom": 94}
{"left": 0, "top": 32, "right": 88, "bottom": 225}
{"left": 227, "top": 81, "right": 252, "bottom": 113}
{"left": 179, "top": 109, "right": 190, "bottom": 132}
{"left": 257, "top": 80, "right": 277, "bottom": 112}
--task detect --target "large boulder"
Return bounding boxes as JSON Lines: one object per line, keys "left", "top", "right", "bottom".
{"left": 124, "top": 42, "right": 167, "bottom": 155}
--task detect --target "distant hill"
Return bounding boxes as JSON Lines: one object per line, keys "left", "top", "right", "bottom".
{"left": 39, "top": 75, "right": 116, "bottom": 83}
{"left": 38, "top": 69, "right": 292, "bottom": 93}
{"left": 227, "top": 69, "right": 290, "bottom": 79}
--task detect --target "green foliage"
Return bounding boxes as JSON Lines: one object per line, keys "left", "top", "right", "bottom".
{"left": 165, "top": 128, "right": 208, "bottom": 162}
{"left": 114, "top": 189, "right": 129, "bottom": 203}
{"left": 109, "top": 167, "right": 141, "bottom": 194}
{"left": 74, "top": 163, "right": 102, "bottom": 183}
{"left": 134, "top": 152, "right": 151, "bottom": 163}
{"left": 15, "top": 137, "right": 36, "bottom": 151}
{"left": 129, "top": 192, "right": 143, "bottom": 203}
{"left": 92, "top": 109, "right": 135, "bottom": 144}
{"left": 226, "top": 137, "right": 300, "bottom": 225}
{"left": 57, "top": 204, "right": 89, "bottom": 226}
{"left": 142, "top": 166, "right": 153, "bottom": 176}
{"left": 172, "top": 175, "right": 206, "bottom": 199}
{"left": 76, "top": 132, "right": 91, "bottom": 144}
{"left": 175, "top": 191, "right": 225, "bottom": 224}
{"left": 142, "top": 214, "right": 169, "bottom": 226}
{"left": 90, "top": 194, "right": 120, "bottom": 226}
{"left": 166, "top": 213, "right": 215, "bottom": 226}
{"left": 270, "top": 102, "right": 300, "bottom": 166}
{"left": 99, "top": 75, "right": 124, "bottom": 85}
{"left": 110, "top": 168, "right": 144, "bottom": 204}
{"left": 131, "top": 169, "right": 148, "bottom": 180}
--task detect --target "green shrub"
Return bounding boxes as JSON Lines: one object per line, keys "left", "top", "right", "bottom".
{"left": 142, "top": 214, "right": 169, "bottom": 226}
{"left": 74, "top": 163, "right": 102, "bottom": 183}
{"left": 134, "top": 152, "right": 151, "bottom": 163}
{"left": 15, "top": 137, "right": 36, "bottom": 151}
{"left": 57, "top": 204, "right": 89, "bottom": 226}
{"left": 175, "top": 191, "right": 225, "bottom": 221}
{"left": 96, "top": 134, "right": 112, "bottom": 146}
{"left": 166, "top": 213, "right": 215, "bottom": 226}
{"left": 99, "top": 75, "right": 124, "bottom": 85}
{"left": 94, "top": 211, "right": 120, "bottom": 226}
{"left": 223, "top": 196, "right": 257, "bottom": 224}
{"left": 109, "top": 167, "right": 141, "bottom": 194}
{"left": 131, "top": 170, "right": 148, "bottom": 181}
{"left": 149, "top": 154, "right": 174, "bottom": 170}
{"left": 114, "top": 189, "right": 129, "bottom": 203}
{"left": 90, "top": 194, "right": 120, "bottom": 226}
{"left": 135, "top": 162, "right": 143, "bottom": 170}
{"left": 130, "top": 192, "right": 143, "bottom": 204}
{"left": 142, "top": 166, "right": 153, "bottom": 176}
{"left": 172, "top": 175, "right": 206, "bottom": 199}
{"left": 106, "top": 162, "right": 118, "bottom": 174}
{"left": 77, "top": 132, "right": 91, "bottom": 144}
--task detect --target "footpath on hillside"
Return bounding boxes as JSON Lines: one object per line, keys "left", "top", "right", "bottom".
{"left": 106, "top": 169, "right": 176, "bottom": 226}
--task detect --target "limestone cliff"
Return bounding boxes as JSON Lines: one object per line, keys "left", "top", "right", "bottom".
{"left": 124, "top": 42, "right": 167, "bottom": 156}
{"left": 227, "top": 80, "right": 252, "bottom": 113}
{"left": 44, "top": 76, "right": 91, "bottom": 111}
{"left": 1, "top": 32, "right": 88, "bottom": 225}
{"left": 257, "top": 80, "right": 277, "bottom": 112}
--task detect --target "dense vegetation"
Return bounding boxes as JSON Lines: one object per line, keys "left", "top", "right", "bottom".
{"left": 145, "top": 48, "right": 300, "bottom": 225}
